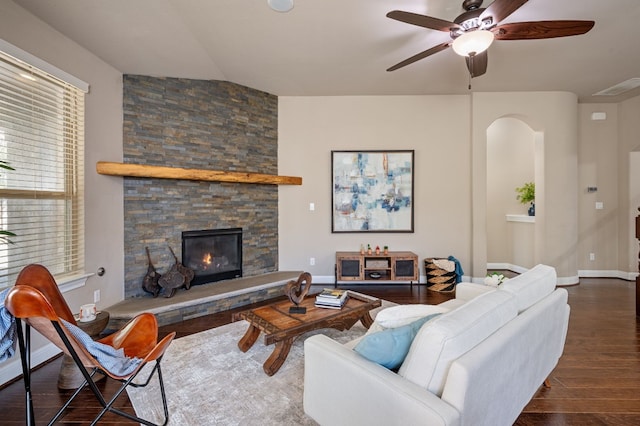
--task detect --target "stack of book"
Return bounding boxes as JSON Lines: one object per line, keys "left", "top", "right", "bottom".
{"left": 315, "top": 288, "right": 349, "bottom": 309}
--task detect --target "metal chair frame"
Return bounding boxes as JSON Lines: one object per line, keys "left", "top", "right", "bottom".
{"left": 6, "top": 264, "right": 175, "bottom": 426}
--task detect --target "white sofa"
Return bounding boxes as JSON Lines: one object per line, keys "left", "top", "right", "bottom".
{"left": 303, "top": 264, "right": 570, "bottom": 426}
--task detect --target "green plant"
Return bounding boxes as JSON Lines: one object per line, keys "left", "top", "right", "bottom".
{"left": 515, "top": 182, "right": 535, "bottom": 205}
{"left": 0, "top": 160, "right": 15, "bottom": 244}
{"left": 0, "top": 161, "right": 12, "bottom": 171}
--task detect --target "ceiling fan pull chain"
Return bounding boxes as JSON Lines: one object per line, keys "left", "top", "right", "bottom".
{"left": 468, "top": 56, "right": 473, "bottom": 90}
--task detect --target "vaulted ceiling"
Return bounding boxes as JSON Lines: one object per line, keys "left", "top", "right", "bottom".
{"left": 13, "top": 0, "right": 640, "bottom": 102}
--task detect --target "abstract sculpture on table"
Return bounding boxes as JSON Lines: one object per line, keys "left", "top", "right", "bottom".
{"left": 284, "top": 272, "right": 312, "bottom": 314}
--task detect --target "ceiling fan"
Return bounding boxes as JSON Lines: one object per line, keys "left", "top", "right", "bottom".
{"left": 386, "top": 0, "right": 595, "bottom": 78}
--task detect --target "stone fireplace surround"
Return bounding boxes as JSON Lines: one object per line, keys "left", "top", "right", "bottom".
{"left": 116, "top": 76, "right": 284, "bottom": 325}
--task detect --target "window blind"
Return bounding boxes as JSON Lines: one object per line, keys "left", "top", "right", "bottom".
{"left": 0, "top": 50, "right": 85, "bottom": 288}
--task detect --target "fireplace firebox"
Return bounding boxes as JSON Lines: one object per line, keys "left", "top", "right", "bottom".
{"left": 182, "top": 228, "right": 242, "bottom": 286}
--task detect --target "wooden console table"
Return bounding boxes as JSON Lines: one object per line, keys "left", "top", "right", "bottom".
{"left": 335, "top": 251, "right": 418, "bottom": 284}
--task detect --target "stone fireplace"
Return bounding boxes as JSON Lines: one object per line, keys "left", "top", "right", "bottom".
{"left": 122, "top": 76, "right": 279, "bottom": 298}
{"left": 182, "top": 228, "right": 243, "bottom": 286}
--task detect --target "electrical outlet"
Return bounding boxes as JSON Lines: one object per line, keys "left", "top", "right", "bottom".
{"left": 309, "top": 257, "right": 315, "bottom": 266}
{"left": 589, "top": 253, "right": 595, "bottom": 261}
{"left": 94, "top": 289, "right": 101, "bottom": 303}
{"left": 309, "top": 202, "right": 315, "bottom": 211}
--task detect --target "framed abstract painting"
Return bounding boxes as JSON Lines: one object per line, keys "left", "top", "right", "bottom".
{"left": 331, "top": 150, "right": 414, "bottom": 233}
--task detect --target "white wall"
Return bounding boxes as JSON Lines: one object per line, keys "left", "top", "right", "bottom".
{"left": 278, "top": 95, "right": 472, "bottom": 283}
{"left": 0, "top": 1, "right": 124, "bottom": 384}
{"left": 279, "top": 92, "right": 582, "bottom": 284}
{"left": 471, "top": 92, "right": 579, "bottom": 283}
{"left": 278, "top": 93, "right": 581, "bottom": 285}
{"left": 619, "top": 96, "right": 640, "bottom": 275}
{"left": 578, "top": 104, "right": 619, "bottom": 274}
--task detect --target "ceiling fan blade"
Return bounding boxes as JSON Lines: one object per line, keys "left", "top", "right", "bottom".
{"left": 493, "top": 20, "right": 595, "bottom": 40}
{"left": 481, "top": 0, "right": 529, "bottom": 25}
{"left": 465, "top": 51, "right": 488, "bottom": 78}
{"left": 386, "top": 10, "right": 459, "bottom": 32}
{"left": 387, "top": 42, "right": 451, "bottom": 72}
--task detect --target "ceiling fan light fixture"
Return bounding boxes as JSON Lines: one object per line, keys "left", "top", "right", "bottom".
{"left": 452, "top": 30, "right": 494, "bottom": 57}
{"left": 268, "top": 0, "right": 294, "bottom": 13}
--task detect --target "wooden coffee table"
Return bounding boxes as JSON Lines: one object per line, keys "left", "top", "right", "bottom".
{"left": 232, "top": 290, "right": 381, "bottom": 376}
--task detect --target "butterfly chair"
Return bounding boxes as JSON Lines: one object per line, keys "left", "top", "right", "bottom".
{"left": 5, "top": 264, "right": 175, "bottom": 426}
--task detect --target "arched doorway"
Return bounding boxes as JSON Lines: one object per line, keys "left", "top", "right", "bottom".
{"left": 486, "top": 117, "right": 537, "bottom": 271}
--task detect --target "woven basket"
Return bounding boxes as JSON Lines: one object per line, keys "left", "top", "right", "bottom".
{"left": 424, "top": 258, "right": 456, "bottom": 293}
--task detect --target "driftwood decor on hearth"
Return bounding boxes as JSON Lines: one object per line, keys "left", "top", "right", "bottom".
{"left": 158, "top": 246, "right": 195, "bottom": 298}
{"left": 143, "top": 246, "right": 195, "bottom": 298}
{"left": 142, "top": 246, "right": 161, "bottom": 297}
{"left": 170, "top": 245, "right": 195, "bottom": 290}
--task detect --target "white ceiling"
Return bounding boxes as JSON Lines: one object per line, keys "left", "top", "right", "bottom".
{"left": 12, "top": 0, "right": 640, "bottom": 102}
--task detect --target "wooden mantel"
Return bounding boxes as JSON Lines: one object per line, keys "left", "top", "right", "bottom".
{"left": 96, "top": 161, "right": 302, "bottom": 185}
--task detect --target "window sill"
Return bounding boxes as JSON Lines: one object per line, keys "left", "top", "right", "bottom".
{"left": 59, "top": 273, "right": 94, "bottom": 293}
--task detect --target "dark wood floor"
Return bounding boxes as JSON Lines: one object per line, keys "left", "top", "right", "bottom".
{"left": 1, "top": 278, "right": 638, "bottom": 425}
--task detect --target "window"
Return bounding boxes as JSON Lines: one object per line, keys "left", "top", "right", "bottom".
{"left": 0, "top": 46, "right": 86, "bottom": 289}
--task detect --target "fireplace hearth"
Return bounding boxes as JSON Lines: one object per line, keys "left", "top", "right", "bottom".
{"left": 182, "top": 228, "right": 243, "bottom": 286}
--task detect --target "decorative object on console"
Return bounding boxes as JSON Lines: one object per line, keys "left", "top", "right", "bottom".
{"left": 332, "top": 150, "right": 414, "bottom": 233}
{"left": 285, "top": 272, "right": 312, "bottom": 314}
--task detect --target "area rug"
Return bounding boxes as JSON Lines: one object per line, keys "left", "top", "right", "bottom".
{"left": 127, "top": 302, "right": 392, "bottom": 425}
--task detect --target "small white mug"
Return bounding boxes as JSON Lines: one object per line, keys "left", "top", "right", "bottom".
{"left": 79, "top": 303, "right": 97, "bottom": 322}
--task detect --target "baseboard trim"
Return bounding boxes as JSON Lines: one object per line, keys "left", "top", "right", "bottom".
{"left": 0, "top": 342, "right": 61, "bottom": 387}
{"left": 488, "top": 263, "right": 637, "bottom": 284}
{"left": 578, "top": 269, "right": 638, "bottom": 280}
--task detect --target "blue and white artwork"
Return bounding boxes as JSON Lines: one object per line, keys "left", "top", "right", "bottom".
{"left": 332, "top": 150, "right": 414, "bottom": 232}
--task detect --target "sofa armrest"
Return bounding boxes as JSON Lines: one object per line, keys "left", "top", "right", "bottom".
{"left": 454, "top": 282, "right": 495, "bottom": 301}
{"left": 303, "top": 334, "right": 460, "bottom": 426}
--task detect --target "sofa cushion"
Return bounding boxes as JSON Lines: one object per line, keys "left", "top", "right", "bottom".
{"left": 398, "top": 290, "right": 518, "bottom": 396}
{"left": 374, "top": 304, "right": 450, "bottom": 329}
{"left": 354, "top": 313, "right": 442, "bottom": 370}
{"left": 498, "top": 264, "right": 556, "bottom": 313}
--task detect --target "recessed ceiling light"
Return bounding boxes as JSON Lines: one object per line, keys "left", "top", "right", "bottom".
{"left": 593, "top": 78, "right": 640, "bottom": 96}
{"left": 268, "top": 0, "right": 294, "bottom": 13}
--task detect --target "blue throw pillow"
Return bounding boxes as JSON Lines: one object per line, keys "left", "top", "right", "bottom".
{"left": 354, "top": 313, "right": 441, "bottom": 370}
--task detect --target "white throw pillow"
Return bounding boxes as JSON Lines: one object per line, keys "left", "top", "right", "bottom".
{"left": 374, "top": 304, "right": 450, "bottom": 329}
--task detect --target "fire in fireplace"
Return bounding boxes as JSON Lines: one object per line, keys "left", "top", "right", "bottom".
{"left": 181, "top": 228, "right": 242, "bottom": 286}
